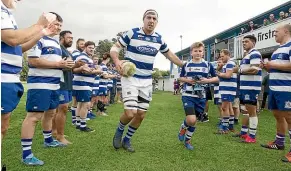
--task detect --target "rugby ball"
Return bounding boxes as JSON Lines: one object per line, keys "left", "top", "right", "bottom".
{"left": 121, "top": 61, "right": 136, "bottom": 77}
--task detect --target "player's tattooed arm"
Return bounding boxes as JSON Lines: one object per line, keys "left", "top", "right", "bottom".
{"left": 163, "top": 50, "right": 183, "bottom": 67}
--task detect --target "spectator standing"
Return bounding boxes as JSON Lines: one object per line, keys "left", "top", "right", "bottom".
{"left": 52, "top": 30, "right": 74, "bottom": 145}
{"left": 239, "top": 27, "right": 246, "bottom": 35}
{"left": 279, "top": 11, "right": 285, "bottom": 21}
{"left": 269, "top": 14, "right": 277, "bottom": 24}
{"left": 263, "top": 19, "right": 270, "bottom": 26}
{"left": 247, "top": 21, "right": 259, "bottom": 32}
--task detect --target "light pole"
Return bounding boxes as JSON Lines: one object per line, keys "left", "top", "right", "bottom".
{"left": 180, "top": 35, "right": 183, "bottom": 50}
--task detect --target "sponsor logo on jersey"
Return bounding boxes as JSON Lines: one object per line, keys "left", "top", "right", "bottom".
{"left": 136, "top": 45, "right": 158, "bottom": 55}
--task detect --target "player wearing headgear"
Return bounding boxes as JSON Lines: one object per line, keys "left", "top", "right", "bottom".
{"left": 110, "top": 9, "right": 183, "bottom": 152}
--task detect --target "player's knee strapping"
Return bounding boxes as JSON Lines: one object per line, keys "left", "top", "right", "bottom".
{"left": 123, "top": 98, "right": 138, "bottom": 110}
{"left": 137, "top": 96, "right": 150, "bottom": 111}
{"left": 137, "top": 102, "right": 149, "bottom": 111}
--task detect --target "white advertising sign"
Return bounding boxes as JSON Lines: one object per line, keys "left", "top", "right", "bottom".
{"left": 234, "top": 18, "right": 291, "bottom": 58}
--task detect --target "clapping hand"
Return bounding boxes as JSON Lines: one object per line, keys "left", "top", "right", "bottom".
{"left": 37, "top": 12, "right": 56, "bottom": 28}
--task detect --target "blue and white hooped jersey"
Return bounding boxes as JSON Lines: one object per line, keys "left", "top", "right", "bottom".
{"left": 213, "top": 83, "right": 220, "bottom": 99}
{"left": 107, "top": 70, "right": 114, "bottom": 88}
{"left": 72, "top": 52, "right": 95, "bottom": 91}
{"left": 240, "top": 49, "right": 262, "bottom": 91}
{"left": 107, "top": 79, "right": 113, "bottom": 88}
{"left": 118, "top": 27, "right": 169, "bottom": 79}
{"left": 1, "top": 4, "right": 22, "bottom": 83}
{"left": 180, "top": 60, "right": 210, "bottom": 98}
{"left": 99, "top": 63, "right": 108, "bottom": 89}
{"left": 269, "top": 40, "right": 291, "bottom": 93}
{"left": 27, "top": 36, "right": 63, "bottom": 90}
{"left": 219, "top": 60, "right": 237, "bottom": 96}
{"left": 92, "top": 74, "right": 100, "bottom": 91}
{"left": 72, "top": 49, "right": 82, "bottom": 61}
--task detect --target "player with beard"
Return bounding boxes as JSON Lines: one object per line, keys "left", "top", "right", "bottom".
{"left": 72, "top": 38, "right": 85, "bottom": 60}
{"left": 71, "top": 38, "right": 86, "bottom": 124}
{"left": 110, "top": 9, "right": 183, "bottom": 152}
{"left": 52, "top": 30, "right": 77, "bottom": 145}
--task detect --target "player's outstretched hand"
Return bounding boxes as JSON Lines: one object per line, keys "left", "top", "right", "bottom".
{"left": 37, "top": 13, "right": 56, "bottom": 28}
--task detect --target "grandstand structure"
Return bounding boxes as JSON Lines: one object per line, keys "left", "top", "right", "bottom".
{"left": 159, "top": 1, "right": 291, "bottom": 91}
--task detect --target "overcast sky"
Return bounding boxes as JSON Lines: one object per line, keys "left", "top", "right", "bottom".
{"left": 13, "top": 0, "right": 289, "bottom": 70}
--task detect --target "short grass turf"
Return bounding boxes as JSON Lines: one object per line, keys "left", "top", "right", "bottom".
{"left": 2, "top": 90, "right": 291, "bottom": 171}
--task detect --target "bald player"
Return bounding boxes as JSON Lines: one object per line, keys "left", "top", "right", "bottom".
{"left": 261, "top": 24, "right": 291, "bottom": 163}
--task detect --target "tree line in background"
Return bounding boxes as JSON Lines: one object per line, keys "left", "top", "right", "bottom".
{"left": 20, "top": 32, "right": 170, "bottom": 81}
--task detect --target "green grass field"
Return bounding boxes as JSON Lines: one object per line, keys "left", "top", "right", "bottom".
{"left": 2, "top": 90, "right": 291, "bottom": 171}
